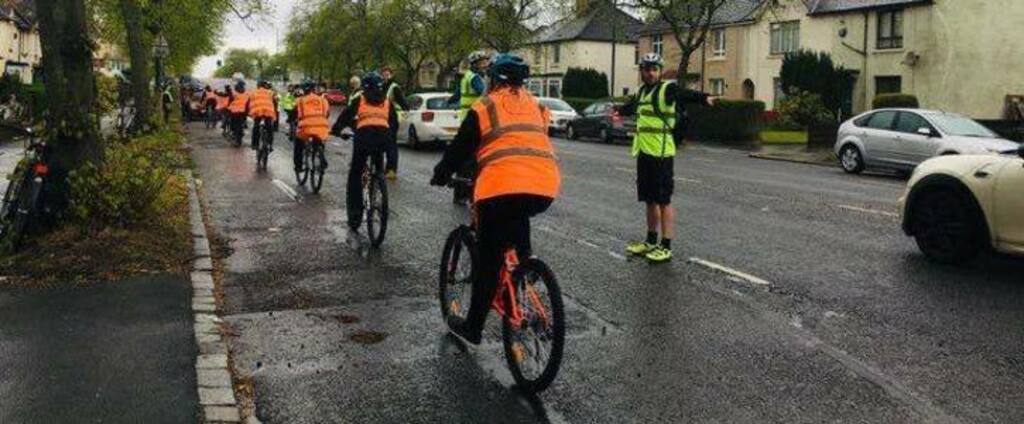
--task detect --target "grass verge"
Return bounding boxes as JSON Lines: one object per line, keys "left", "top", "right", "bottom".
{"left": 761, "top": 130, "right": 808, "bottom": 145}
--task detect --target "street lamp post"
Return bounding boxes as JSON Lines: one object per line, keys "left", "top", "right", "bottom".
{"left": 152, "top": 34, "right": 170, "bottom": 119}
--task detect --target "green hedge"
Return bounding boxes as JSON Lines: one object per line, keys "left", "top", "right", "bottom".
{"left": 563, "top": 68, "right": 609, "bottom": 99}
{"left": 873, "top": 93, "right": 919, "bottom": 109}
{"left": 686, "top": 99, "right": 766, "bottom": 142}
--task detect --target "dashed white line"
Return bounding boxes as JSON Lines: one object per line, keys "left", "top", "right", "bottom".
{"left": 687, "top": 257, "right": 771, "bottom": 287}
{"left": 272, "top": 179, "right": 300, "bottom": 202}
{"left": 837, "top": 204, "right": 899, "bottom": 217}
{"left": 674, "top": 176, "right": 702, "bottom": 184}
{"left": 607, "top": 251, "right": 627, "bottom": 261}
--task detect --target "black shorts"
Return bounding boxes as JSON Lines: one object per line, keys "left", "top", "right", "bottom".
{"left": 636, "top": 153, "right": 674, "bottom": 204}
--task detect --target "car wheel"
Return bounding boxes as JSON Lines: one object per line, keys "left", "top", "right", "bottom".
{"left": 408, "top": 126, "right": 420, "bottom": 150}
{"left": 911, "top": 188, "right": 986, "bottom": 264}
{"left": 839, "top": 144, "right": 865, "bottom": 174}
{"left": 566, "top": 125, "right": 577, "bottom": 140}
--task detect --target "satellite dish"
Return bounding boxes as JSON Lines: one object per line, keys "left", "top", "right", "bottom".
{"left": 901, "top": 51, "right": 920, "bottom": 67}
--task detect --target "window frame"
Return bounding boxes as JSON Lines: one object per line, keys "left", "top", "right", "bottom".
{"left": 894, "top": 111, "right": 936, "bottom": 136}
{"left": 877, "top": 9, "right": 904, "bottom": 50}
{"left": 710, "top": 78, "right": 726, "bottom": 96}
{"left": 712, "top": 28, "right": 726, "bottom": 57}
{"left": 552, "top": 44, "right": 561, "bottom": 65}
{"left": 770, "top": 21, "right": 800, "bottom": 55}
{"left": 866, "top": 110, "right": 898, "bottom": 131}
{"left": 652, "top": 34, "right": 663, "bottom": 57}
{"left": 875, "top": 75, "right": 903, "bottom": 95}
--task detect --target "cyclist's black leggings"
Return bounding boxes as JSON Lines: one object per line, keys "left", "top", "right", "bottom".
{"left": 251, "top": 116, "right": 275, "bottom": 147}
{"left": 465, "top": 194, "right": 553, "bottom": 335}
{"left": 345, "top": 142, "right": 385, "bottom": 225}
{"left": 230, "top": 113, "right": 246, "bottom": 142}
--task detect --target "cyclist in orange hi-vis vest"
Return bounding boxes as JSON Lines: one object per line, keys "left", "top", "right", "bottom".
{"left": 215, "top": 84, "right": 232, "bottom": 129}
{"left": 227, "top": 80, "right": 250, "bottom": 145}
{"left": 294, "top": 80, "right": 331, "bottom": 173}
{"left": 330, "top": 71, "right": 398, "bottom": 231}
{"left": 247, "top": 79, "right": 279, "bottom": 151}
{"left": 429, "top": 53, "right": 560, "bottom": 345}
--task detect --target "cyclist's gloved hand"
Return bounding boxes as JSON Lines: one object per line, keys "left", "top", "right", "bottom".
{"left": 430, "top": 166, "right": 451, "bottom": 187}
{"left": 340, "top": 133, "right": 352, "bottom": 141}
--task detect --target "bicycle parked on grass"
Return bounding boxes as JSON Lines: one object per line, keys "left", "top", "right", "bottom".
{"left": 0, "top": 127, "right": 48, "bottom": 251}
{"left": 296, "top": 138, "right": 327, "bottom": 194}
{"left": 438, "top": 177, "right": 565, "bottom": 393}
{"left": 255, "top": 119, "right": 274, "bottom": 170}
{"left": 116, "top": 103, "right": 136, "bottom": 138}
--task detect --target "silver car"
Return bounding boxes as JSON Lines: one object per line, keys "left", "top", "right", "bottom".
{"left": 834, "top": 108, "right": 1019, "bottom": 174}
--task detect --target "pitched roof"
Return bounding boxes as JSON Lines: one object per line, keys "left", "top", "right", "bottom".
{"left": 528, "top": 4, "right": 643, "bottom": 45}
{"left": 0, "top": 0, "right": 35, "bottom": 29}
{"left": 637, "top": 0, "right": 765, "bottom": 35}
{"left": 806, "top": 0, "right": 931, "bottom": 15}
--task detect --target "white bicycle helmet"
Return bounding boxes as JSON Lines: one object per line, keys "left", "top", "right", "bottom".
{"left": 468, "top": 50, "right": 490, "bottom": 65}
{"left": 639, "top": 53, "right": 664, "bottom": 69}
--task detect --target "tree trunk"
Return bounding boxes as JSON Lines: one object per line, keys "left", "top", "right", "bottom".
{"left": 677, "top": 50, "right": 691, "bottom": 88}
{"left": 36, "top": 0, "right": 103, "bottom": 214}
{"left": 119, "top": 0, "right": 154, "bottom": 133}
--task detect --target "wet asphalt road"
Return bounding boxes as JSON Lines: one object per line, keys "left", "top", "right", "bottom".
{"left": 187, "top": 122, "right": 1024, "bottom": 424}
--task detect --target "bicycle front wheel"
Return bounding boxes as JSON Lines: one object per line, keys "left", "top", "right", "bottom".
{"left": 365, "top": 175, "right": 388, "bottom": 248}
{"left": 501, "top": 257, "right": 565, "bottom": 393}
{"left": 296, "top": 141, "right": 311, "bottom": 186}
{"left": 439, "top": 226, "right": 475, "bottom": 321}
{"left": 257, "top": 128, "right": 271, "bottom": 169}
{"left": 1, "top": 173, "right": 40, "bottom": 251}
{"left": 310, "top": 143, "right": 325, "bottom": 194}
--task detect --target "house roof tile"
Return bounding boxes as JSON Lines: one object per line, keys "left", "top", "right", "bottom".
{"left": 528, "top": 4, "right": 643, "bottom": 44}
{"left": 807, "top": 0, "right": 931, "bottom": 15}
{"left": 637, "top": 0, "right": 764, "bottom": 35}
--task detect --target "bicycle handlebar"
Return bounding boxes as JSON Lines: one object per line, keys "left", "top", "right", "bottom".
{"left": 447, "top": 176, "right": 473, "bottom": 188}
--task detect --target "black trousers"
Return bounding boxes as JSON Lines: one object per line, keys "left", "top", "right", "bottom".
{"left": 346, "top": 142, "right": 386, "bottom": 226}
{"left": 385, "top": 132, "right": 398, "bottom": 173}
{"left": 293, "top": 137, "right": 328, "bottom": 171}
{"left": 251, "top": 117, "right": 275, "bottom": 148}
{"left": 465, "top": 194, "right": 553, "bottom": 335}
{"left": 229, "top": 113, "right": 246, "bottom": 144}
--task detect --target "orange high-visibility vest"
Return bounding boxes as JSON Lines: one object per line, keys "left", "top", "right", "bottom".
{"left": 228, "top": 91, "right": 249, "bottom": 114}
{"left": 470, "top": 87, "right": 560, "bottom": 202}
{"left": 248, "top": 88, "right": 277, "bottom": 120}
{"left": 215, "top": 93, "right": 229, "bottom": 111}
{"left": 296, "top": 93, "right": 330, "bottom": 142}
{"left": 356, "top": 97, "right": 391, "bottom": 130}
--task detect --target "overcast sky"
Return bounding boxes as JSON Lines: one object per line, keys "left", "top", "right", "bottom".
{"left": 192, "top": 0, "right": 299, "bottom": 77}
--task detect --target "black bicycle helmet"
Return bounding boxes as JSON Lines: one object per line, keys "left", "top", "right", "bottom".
{"left": 361, "top": 71, "right": 384, "bottom": 92}
{"left": 487, "top": 53, "right": 529, "bottom": 86}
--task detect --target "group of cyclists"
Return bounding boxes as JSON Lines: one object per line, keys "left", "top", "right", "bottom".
{"left": 192, "top": 49, "right": 712, "bottom": 367}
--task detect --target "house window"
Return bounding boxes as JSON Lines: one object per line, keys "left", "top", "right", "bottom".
{"left": 875, "top": 76, "right": 902, "bottom": 94}
{"left": 652, "top": 34, "right": 663, "bottom": 57}
{"left": 533, "top": 46, "right": 541, "bottom": 64}
{"left": 552, "top": 44, "right": 560, "bottom": 64}
{"left": 710, "top": 78, "right": 726, "bottom": 96}
{"left": 527, "top": 79, "right": 543, "bottom": 96}
{"left": 547, "top": 79, "right": 562, "bottom": 98}
{"left": 770, "top": 21, "right": 800, "bottom": 55}
{"left": 877, "top": 10, "right": 904, "bottom": 49}
{"left": 712, "top": 28, "right": 726, "bottom": 57}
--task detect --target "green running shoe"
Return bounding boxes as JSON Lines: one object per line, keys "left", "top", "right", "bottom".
{"left": 626, "top": 241, "right": 657, "bottom": 256}
{"left": 645, "top": 246, "right": 673, "bottom": 263}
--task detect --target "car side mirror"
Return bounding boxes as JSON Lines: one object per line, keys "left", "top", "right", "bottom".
{"left": 917, "top": 127, "right": 935, "bottom": 137}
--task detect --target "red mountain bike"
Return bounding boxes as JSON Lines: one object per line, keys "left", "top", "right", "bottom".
{"left": 439, "top": 178, "right": 565, "bottom": 393}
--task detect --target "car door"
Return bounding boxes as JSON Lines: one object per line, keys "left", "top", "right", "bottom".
{"left": 993, "top": 155, "right": 1024, "bottom": 248}
{"left": 588, "top": 103, "right": 610, "bottom": 136}
{"left": 862, "top": 110, "right": 899, "bottom": 165}
{"left": 893, "top": 111, "right": 941, "bottom": 165}
{"left": 399, "top": 95, "right": 421, "bottom": 142}
{"left": 577, "top": 104, "right": 597, "bottom": 135}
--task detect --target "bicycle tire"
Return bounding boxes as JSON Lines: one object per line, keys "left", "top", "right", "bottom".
{"left": 257, "top": 125, "right": 272, "bottom": 169}
{"left": 296, "top": 140, "right": 311, "bottom": 186}
{"left": 0, "top": 169, "right": 27, "bottom": 243}
{"left": 365, "top": 174, "right": 388, "bottom": 248}
{"left": 311, "top": 143, "right": 325, "bottom": 194}
{"left": 501, "top": 257, "right": 565, "bottom": 393}
{"left": 438, "top": 226, "right": 476, "bottom": 321}
{"left": 3, "top": 174, "right": 40, "bottom": 251}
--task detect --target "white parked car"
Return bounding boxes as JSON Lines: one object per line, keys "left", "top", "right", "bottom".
{"left": 537, "top": 97, "right": 579, "bottom": 135}
{"left": 397, "top": 92, "right": 461, "bottom": 149}
{"left": 834, "top": 108, "right": 1019, "bottom": 174}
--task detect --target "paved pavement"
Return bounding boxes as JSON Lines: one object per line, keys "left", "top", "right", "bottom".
{"left": 0, "top": 274, "right": 199, "bottom": 423}
{"left": 188, "top": 123, "right": 1024, "bottom": 423}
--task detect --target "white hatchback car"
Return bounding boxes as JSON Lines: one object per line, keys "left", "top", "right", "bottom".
{"left": 536, "top": 97, "right": 579, "bottom": 135}
{"left": 834, "top": 108, "right": 1019, "bottom": 174}
{"left": 397, "top": 92, "right": 461, "bottom": 149}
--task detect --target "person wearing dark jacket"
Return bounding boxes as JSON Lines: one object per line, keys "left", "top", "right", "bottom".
{"left": 617, "top": 52, "right": 715, "bottom": 263}
{"left": 331, "top": 71, "right": 399, "bottom": 230}
{"left": 380, "top": 67, "right": 409, "bottom": 180}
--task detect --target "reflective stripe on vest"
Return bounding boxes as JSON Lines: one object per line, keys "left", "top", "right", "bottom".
{"left": 470, "top": 87, "right": 560, "bottom": 202}
{"left": 297, "top": 94, "right": 329, "bottom": 134}
{"left": 386, "top": 83, "right": 402, "bottom": 111}
{"left": 228, "top": 92, "right": 249, "bottom": 114}
{"left": 632, "top": 81, "right": 676, "bottom": 158}
{"left": 249, "top": 88, "right": 276, "bottom": 119}
{"left": 356, "top": 97, "right": 391, "bottom": 129}
{"left": 458, "top": 72, "right": 481, "bottom": 121}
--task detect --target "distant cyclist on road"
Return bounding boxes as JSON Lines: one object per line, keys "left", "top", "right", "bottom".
{"left": 380, "top": 67, "right": 409, "bottom": 180}
{"left": 616, "top": 53, "right": 715, "bottom": 263}
{"left": 216, "top": 84, "right": 233, "bottom": 130}
{"left": 447, "top": 51, "right": 491, "bottom": 205}
{"left": 330, "top": 72, "right": 398, "bottom": 232}
{"left": 294, "top": 81, "right": 331, "bottom": 172}
{"left": 280, "top": 85, "right": 299, "bottom": 133}
{"left": 429, "top": 53, "right": 561, "bottom": 344}
{"left": 247, "top": 79, "right": 279, "bottom": 151}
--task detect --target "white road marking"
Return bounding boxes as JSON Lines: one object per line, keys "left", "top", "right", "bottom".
{"left": 687, "top": 257, "right": 771, "bottom": 287}
{"left": 674, "top": 176, "right": 702, "bottom": 184}
{"left": 272, "top": 179, "right": 300, "bottom": 202}
{"left": 614, "top": 166, "right": 634, "bottom": 174}
{"left": 608, "top": 251, "right": 627, "bottom": 261}
{"left": 837, "top": 204, "right": 898, "bottom": 217}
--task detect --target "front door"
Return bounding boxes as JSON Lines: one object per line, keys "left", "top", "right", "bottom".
{"left": 993, "top": 157, "right": 1024, "bottom": 248}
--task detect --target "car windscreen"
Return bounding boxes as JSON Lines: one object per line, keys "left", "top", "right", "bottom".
{"left": 539, "top": 98, "right": 575, "bottom": 112}
{"left": 928, "top": 114, "right": 998, "bottom": 138}
{"left": 426, "top": 97, "right": 456, "bottom": 110}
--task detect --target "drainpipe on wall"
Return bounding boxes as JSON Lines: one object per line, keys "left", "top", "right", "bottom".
{"left": 862, "top": 11, "right": 870, "bottom": 110}
{"left": 700, "top": 38, "right": 706, "bottom": 92}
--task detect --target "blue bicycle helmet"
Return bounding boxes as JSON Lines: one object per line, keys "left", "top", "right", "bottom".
{"left": 361, "top": 71, "right": 384, "bottom": 91}
{"left": 487, "top": 53, "right": 529, "bottom": 86}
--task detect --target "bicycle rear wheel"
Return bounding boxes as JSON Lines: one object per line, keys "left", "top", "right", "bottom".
{"left": 0, "top": 172, "right": 40, "bottom": 251}
{"left": 439, "top": 226, "right": 476, "bottom": 321}
{"left": 257, "top": 126, "right": 271, "bottom": 170}
{"left": 296, "top": 140, "right": 311, "bottom": 186}
{"left": 501, "top": 257, "right": 565, "bottom": 393}
{"left": 310, "top": 143, "right": 325, "bottom": 194}
{"left": 365, "top": 174, "right": 388, "bottom": 248}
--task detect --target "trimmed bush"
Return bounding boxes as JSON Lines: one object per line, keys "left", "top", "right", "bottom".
{"left": 873, "top": 93, "right": 919, "bottom": 109}
{"left": 777, "top": 91, "right": 833, "bottom": 127}
{"left": 686, "top": 99, "right": 766, "bottom": 142}
{"left": 780, "top": 50, "right": 856, "bottom": 120}
{"left": 562, "top": 68, "right": 609, "bottom": 99}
